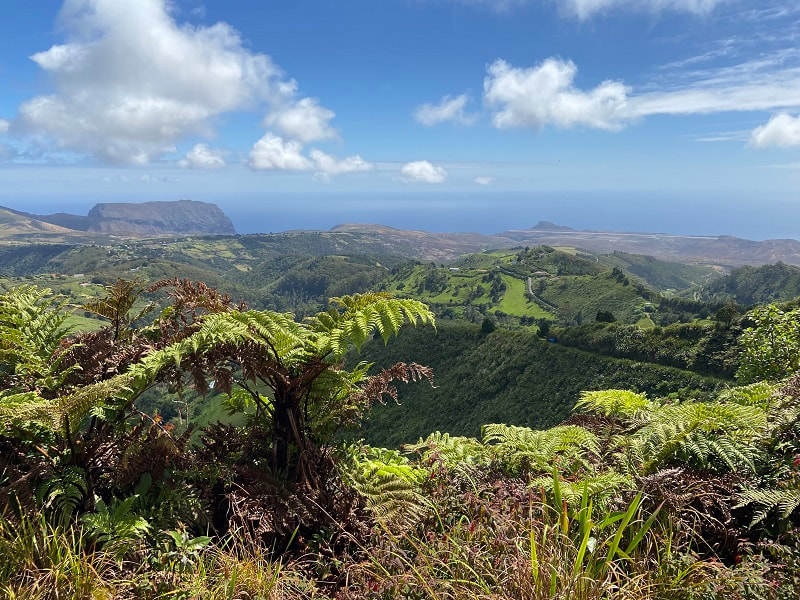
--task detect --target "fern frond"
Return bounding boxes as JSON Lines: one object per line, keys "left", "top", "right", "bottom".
{"left": 575, "top": 389, "right": 653, "bottom": 420}
{"left": 82, "top": 279, "right": 144, "bottom": 323}
{"left": 310, "top": 294, "right": 434, "bottom": 357}
{"left": 735, "top": 486, "right": 800, "bottom": 527}
{"left": 717, "top": 382, "right": 778, "bottom": 410}
{"left": 405, "top": 431, "right": 486, "bottom": 468}
{"left": 36, "top": 465, "right": 87, "bottom": 525}
{"left": 633, "top": 402, "right": 767, "bottom": 474}
{"left": 338, "top": 444, "right": 428, "bottom": 529}
{"left": 0, "top": 285, "right": 73, "bottom": 392}
{"left": 482, "top": 423, "right": 599, "bottom": 475}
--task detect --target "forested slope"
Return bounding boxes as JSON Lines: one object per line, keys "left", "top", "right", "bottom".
{"left": 357, "top": 321, "right": 725, "bottom": 446}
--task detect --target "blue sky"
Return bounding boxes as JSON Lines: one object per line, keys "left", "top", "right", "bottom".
{"left": 1, "top": 0, "right": 800, "bottom": 236}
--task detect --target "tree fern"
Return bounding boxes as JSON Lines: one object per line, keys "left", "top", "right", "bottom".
{"left": 405, "top": 431, "right": 486, "bottom": 469}
{"left": 338, "top": 444, "right": 428, "bottom": 528}
{"left": 481, "top": 424, "right": 599, "bottom": 476}
{"left": 630, "top": 402, "right": 767, "bottom": 474}
{"left": 82, "top": 278, "right": 153, "bottom": 341}
{"left": 309, "top": 293, "right": 434, "bottom": 357}
{"left": 0, "top": 285, "right": 75, "bottom": 393}
{"left": 575, "top": 389, "right": 653, "bottom": 420}
{"left": 2, "top": 284, "right": 436, "bottom": 490}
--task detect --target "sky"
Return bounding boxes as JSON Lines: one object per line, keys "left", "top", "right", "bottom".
{"left": 1, "top": 0, "right": 800, "bottom": 237}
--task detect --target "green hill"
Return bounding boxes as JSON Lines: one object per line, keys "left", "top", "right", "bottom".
{"left": 699, "top": 262, "right": 800, "bottom": 305}
{"left": 356, "top": 322, "right": 724, "bottom": 447}
{"left": 599, "top": 251, "right": 721, "bottom": 291}
{"left": 381, "top": 247, "right": 709, "bottom": 328}
{"left": 0, "top": 235, "right": 409, "bottom": 316}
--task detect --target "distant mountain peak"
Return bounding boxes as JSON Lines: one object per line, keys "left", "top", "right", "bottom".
{"left": 86, "top": 199, "right": 235, "bottom": 235}
{"left": 6, "top": 199, "right": 236, "bottom": 237}
{"left": 531, "top": 220, "right": 575, "bottom": 232}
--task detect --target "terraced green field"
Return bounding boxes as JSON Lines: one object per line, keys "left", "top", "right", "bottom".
{"left": 497, "top": 274, "right": 553, "bottom": 318}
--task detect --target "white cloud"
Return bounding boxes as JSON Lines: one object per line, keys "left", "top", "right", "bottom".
{"left": 249, "top": 133, "right": 311, "bottom": 170}
{"left": 484, "top": 58, "right": 630, "bottom": 131}
{"left": 474, "top": 176, "right": 494, "bottom": 185}
{"left": 414, "top": 94, "right": 475, "bottom": 126}
{"left": 15, "top": 0, "right": 292, "bottom": 164}
{"left": 249, "top": 134, "right": 373, "bottom": 176}
{"left": 751, "top": 113, "right": 800, "bottom": 148}
{"left": 265, "top": 97, "right": 337, "bottom": 143}
{"left": 400, "top": 160, "right": 448, "bottom": 183}
{"left": 0, "top": 119, "right": 9, "bottom": 134}
{"left": 473, "top": 53, "right": 800, "bottom": 136}
{"left": 178, "top": 143, "right": 226, "bottom": 169}
{"left": 453, "top": 0, "right": 724, "bottom": 19}
{"left": 628, "top": 50, "right": 800, "bottom": 117}
{"left": 693, "top": 129, "right": 750, "bottom": 143}
{"left": 308, "top": 149, "right": 373, "bottom": 175}
{"left": 558, "top": 0, "right": 723, "bottom": 20}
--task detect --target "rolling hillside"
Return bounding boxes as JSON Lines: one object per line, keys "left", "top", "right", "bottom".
{"left": 355, "top": 322, "right": 725, "bottom": 447}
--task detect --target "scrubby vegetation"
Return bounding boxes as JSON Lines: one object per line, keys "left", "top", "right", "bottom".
{"left": 2, "top": 278, "right": 800, "bottom": 599}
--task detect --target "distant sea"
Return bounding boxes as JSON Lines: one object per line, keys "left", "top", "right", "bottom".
{"left": 13, "top": 191, "right": 800, "bottom": 241}
{"left": 220, "top": 192, "right": 800, "bottom": 241}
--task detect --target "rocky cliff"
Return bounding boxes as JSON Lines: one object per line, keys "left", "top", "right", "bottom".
{"left": 85, "top": 200, "right": 235, "bottom": 235}
{"left": 21, "top": 199, "right": 236, "bottom": 236}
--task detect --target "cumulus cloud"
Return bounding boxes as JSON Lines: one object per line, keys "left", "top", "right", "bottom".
{"left": 265, "top": 97, "right": 337, "bottom": 143}
{"left": 400, "top": 160, "right": 448, "bottom": 183}
{"left": 249, "top": 133, "right": 373, "bottom": 176}
{"left": 0, "top": 119, "right": 9, "bottom": 135}
{"left": 414, "top": 94, "right": 475, "bottom": 126}
{"left": 474, "top": 176, "right": 494, "bottom": 185}
{"left": 473, "top": 53, "right": 800, "bottom": 137}
{"left": 308, "top": 149, "right": 373, "bottom": 175}
{"left": 178, "top": 143, "right": 226, "bottom": 169}
{"left": 15, "top": 0, "right": 295, "bottom": 164}
{"left": 751, "top": 113, "right": 800, "bottom": 148}
{"left": 484, "top": 58, "right": 630, "bottom": 131}
{"left": 249, "top": 133, "right": 311, "bottom": 171}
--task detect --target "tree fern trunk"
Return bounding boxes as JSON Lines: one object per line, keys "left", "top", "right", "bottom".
{"left": 271, "top": 392, "right": 305, "bottom": 478}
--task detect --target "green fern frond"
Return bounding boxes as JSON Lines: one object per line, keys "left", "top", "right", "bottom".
{"left": 0, "top": 285, "right": 73, "bottom": 392}
{"left": 310, "top": 294, "right": 434, "bottom": 357}
{"left": 80, "top": 495, "right": 151, "bottom": 560}
{"left": 633, "top": 402, "right": 767, "bottom": 473}
{"left": 338, "top": 444, "right": 428, "bottom": 528}
{"left": 717, "top": 382, "right": 778, "bottom": 410}
{"left": 576, "top": 389, "right": 653, "bottom": 420}
{"left": 482, "top": 423, "right": 599, "bottom": 475}
{"left": 405, "top": 431, "right": 486, "bottom": 468}
{"left": 0, "top": 373, "right": 137, "bottom": 433}
{"left": 36, "top": 465, "right": 87, "bottom": 526}
{"left": 735, "top": 486, "right": 800, "bottom": 527}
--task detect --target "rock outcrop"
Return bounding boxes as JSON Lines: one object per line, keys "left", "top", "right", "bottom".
{"left": 20, "top": 199, "right": 237, "bottom": 236}
{"left": 84, "top": 200, "right": 235, "bottom": 235}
